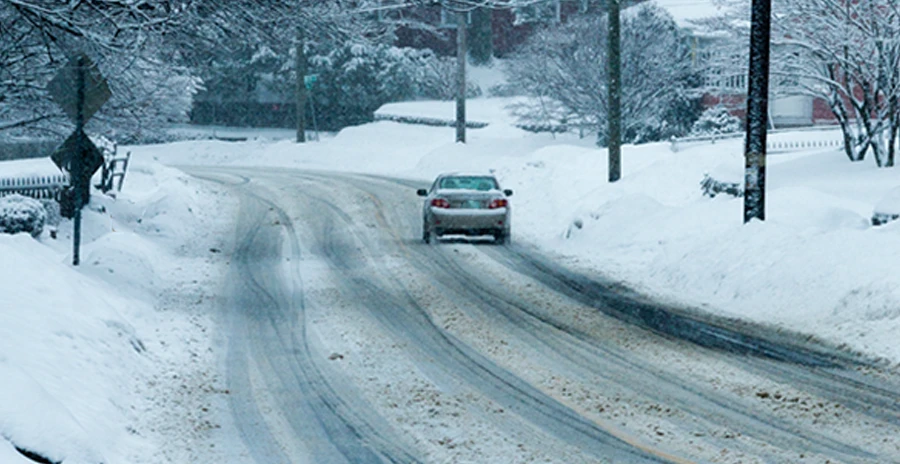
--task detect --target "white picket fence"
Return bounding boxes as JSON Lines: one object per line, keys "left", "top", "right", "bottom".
{"left": 0, "top": 173, "right": 69, "bottom": 200}
{"left": 670, "top": 126, "right": 845, "bottom": 153}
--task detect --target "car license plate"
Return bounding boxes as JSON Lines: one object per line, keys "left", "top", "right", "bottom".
{"left": 462, "top": 199, "right": 482, "bottom": 209}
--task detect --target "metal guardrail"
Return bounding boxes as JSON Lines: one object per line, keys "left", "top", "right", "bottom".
{"left": 0, "top": 174, "right": 69, "bottom": 200}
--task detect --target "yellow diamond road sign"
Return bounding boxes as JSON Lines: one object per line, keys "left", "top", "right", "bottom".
{"left": 47, "top": 54, "right": 111, "bottom": 123}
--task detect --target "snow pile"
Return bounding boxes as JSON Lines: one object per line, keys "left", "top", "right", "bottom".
{"left": 0, "top": 156, "right": 230, "bottom": 463}
{"left": 0, "top": 232, "right": 149, "bottom": 463}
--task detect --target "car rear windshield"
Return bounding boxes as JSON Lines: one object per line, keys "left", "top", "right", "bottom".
{"left": 439, "top": 176, "right": 498, "bottom": 191}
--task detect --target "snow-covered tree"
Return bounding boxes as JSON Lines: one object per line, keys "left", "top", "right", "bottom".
{"left": 411, "top": 52, "right": 483, "bottom": 100}
{"left": 504, "top": 2, "right": 701, "bottom": 144}
{"left": 774, "top": 0, "right": 900, "bottom": 167}
{"left": 305, "top": 42, "right": 434, "bottom": 128}
{"left": 0, "top": 1, "right": 197, "bottom": 142}
{"left": 178, "top": 0, "right": 408, "bottom": 130}
{"left": 699, "top": 0, "right": 900, "bottom": 167}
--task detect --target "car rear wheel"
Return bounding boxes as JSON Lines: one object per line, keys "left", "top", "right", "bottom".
{"left": 423, "top": 222, "right": 431, "bottom": 244}
{"left": 495, "top": 231, "right": 509, "bottom": 245}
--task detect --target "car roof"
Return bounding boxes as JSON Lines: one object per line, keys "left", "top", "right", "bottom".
{"left": 437, "top": 172, "right": 498, "bottom": 179}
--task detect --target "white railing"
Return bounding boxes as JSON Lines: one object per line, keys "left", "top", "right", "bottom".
{"left": 0, "top": 174, "right": 69, "bottom": 200}
{"left": 671, "top": 125, "right": 845, "bottom": 152}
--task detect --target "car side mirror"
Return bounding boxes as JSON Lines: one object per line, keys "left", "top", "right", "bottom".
{"left": 503, "top": 189, "right": 513, "bottom": 196}
{"left": 416, "top": 189, "right": 428, "bottom": 196}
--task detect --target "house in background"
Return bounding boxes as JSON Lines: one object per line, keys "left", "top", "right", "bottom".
{"left": 652, "top": 0, "right": 829, "bottom": 128}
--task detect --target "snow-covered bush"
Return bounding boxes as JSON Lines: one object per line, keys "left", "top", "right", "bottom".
{"left": 700, "top": 173, "right": 743, "bottom": 198}
{"left": 690, "top": 106, "right": 742, "bottom": 137}
{"left": 0, "top": 194, "right": 46, "bottom": 238}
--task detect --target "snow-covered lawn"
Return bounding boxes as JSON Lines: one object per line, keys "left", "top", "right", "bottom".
{"left": 2, "top": 96, "right": 899, "bottom": 462}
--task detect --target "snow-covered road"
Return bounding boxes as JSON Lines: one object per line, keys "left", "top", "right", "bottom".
{"left": 179, "top": 166, "right": 900, "bottom": 463}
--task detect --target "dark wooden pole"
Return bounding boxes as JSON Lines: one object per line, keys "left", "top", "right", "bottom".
{"left": 296, "top": 28, "right": 307, "bottom": 143}
{"left": 456, "top": 10, "right": 467, "bottom": 143}
{"left": 743, "top": 0, "right": 771, "bottom": 222}
{"left": 607, "top": 0, "right": 622, "bottom": 182}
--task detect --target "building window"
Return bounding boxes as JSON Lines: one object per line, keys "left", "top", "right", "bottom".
{"left": 514, "top": 0, "right": 560, "bottom": 25}
{"left": 724, "top": 73, "right": 746, "bottom": 89}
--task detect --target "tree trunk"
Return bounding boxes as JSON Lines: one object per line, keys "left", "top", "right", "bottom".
{"left": 888, "top": 92, "right": 898, "bottom": 167}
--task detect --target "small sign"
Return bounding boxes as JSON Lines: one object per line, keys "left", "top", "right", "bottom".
{"left": 51, "top": 129, "right": 104, "bottom": 180}
{"left": 47, "top": 54, "right": 112, "bottom": 124}
{"left": 304, "top": 74, "right": 318, "bottom": 90}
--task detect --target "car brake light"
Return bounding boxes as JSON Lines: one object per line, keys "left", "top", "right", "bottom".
{"left": 431, "top": 198, "right": 450, "bottom": 208}
{"left": 488, "top": 198, "right": 508, "bottom": 209}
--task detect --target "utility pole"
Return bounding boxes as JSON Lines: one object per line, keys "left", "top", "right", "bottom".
{"left": 743, "top": 0, "right": 771, "bottom": 222}
{"left": 607, "top": 0, "right": 622, "bottom": 182}
{"left": 295, "top": 27, "right": 307, "bottom": 143}
{"left": 456, "top": 9, "right": 467, "bottom": 143}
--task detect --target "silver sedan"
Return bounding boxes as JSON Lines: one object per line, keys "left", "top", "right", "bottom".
{"left": 417, "top": 173, "right": 513, "bottom": 244}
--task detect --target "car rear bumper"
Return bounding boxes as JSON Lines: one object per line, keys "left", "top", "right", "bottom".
{"left": 429, "top": 208, "right": 509, "bottom": 235}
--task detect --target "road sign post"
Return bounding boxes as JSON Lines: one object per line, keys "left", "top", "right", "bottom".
{"left": 48, "top": 53, "right": 111, "bottom": 265}
{"left": 304, "top": 75, "right": 319, "bottom": 141}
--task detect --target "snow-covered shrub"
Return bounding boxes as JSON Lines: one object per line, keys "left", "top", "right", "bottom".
{"left": 0, "top": 194, "right": 46, "bottom": 237}
{"left": 700, "top": 173, "right": 743, "bottom": 198}
{"left": 691, "top": 106, "right": 742, "bottom": 137}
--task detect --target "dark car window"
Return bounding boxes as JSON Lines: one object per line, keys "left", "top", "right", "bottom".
{"left": 439, "top": 176, "right": 498, "bottom": 191}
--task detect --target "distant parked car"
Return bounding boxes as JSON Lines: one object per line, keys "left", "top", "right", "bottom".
{"left": 417, "top": 173, "right": 513, "bottom": 244}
